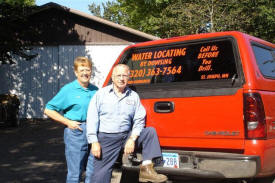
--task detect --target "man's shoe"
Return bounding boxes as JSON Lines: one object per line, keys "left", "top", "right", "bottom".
{"left": 139, "top": 163, "right": 168, "bottom": 183}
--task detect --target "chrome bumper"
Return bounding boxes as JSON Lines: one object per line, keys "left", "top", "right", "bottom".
{"left": 122, "top": 150, "right": 260, "bottom": 179}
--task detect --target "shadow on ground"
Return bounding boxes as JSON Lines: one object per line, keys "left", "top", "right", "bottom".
{"left": 0, "top": 119, "right": 66, "bottom": 183}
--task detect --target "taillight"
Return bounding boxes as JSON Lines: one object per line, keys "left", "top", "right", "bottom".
{"left": 243, "top": 93, "right": 267, "bottom": 139}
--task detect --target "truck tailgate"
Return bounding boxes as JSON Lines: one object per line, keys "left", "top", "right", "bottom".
{"left": 143, "top": 88, "right": 245, "bottom": 150}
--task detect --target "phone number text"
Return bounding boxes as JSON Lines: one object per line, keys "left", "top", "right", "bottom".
{"left": 130, "top": 66, "right": 182, "bottom": 78}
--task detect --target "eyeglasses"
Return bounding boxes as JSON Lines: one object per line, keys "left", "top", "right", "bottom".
{"left": 114, "top": 74, "right": 129, "bottom": 79}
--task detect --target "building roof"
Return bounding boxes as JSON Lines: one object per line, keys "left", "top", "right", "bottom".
{"left": 36, "top": 2, "right": 159, "bottom": 41}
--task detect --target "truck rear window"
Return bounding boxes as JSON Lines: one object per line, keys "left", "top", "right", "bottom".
{"left": 123, "top": 39, "right": 238, "bottom": 85}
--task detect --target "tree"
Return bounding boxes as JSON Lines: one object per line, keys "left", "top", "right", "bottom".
{"left": 158, "top": 0, "right": 254, "bottom": 37}
{"left": 241, "top": 0, "right": 275, "bottom": 42}
{"left": 0, "top": 0, "right": 37, "bottom": 65}
{"left": 89, "top": 0, "right": 170, "bottom": 34}
{"left": 89, "top": 0, "right": 274, "bottom": 42}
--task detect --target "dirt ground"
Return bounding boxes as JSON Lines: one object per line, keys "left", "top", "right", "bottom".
{"left": 0, "top": 119, "right": 122, "bottom": 183}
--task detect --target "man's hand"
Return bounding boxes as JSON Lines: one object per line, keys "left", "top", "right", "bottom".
{"left": 67, "top": 120, "right": 82, "bottom": 131}
{"left": 124, "top": 138, "right": 135, "bottom": 154}
{"left": 92, "top": 142, "right": 101, "bottom": 158}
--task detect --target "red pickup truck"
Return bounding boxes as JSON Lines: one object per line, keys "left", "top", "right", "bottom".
{"left": 104, "top": 31, "right": 275, "bottom": 183}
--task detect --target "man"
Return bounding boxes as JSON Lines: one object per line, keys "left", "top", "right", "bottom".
{"left": 44, "top": 57, "right": 98, "bottom": 183}
{"left": 86, "top": 64, "right": 168, "bottom": 183}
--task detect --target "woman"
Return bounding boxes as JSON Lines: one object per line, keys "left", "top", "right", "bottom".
{"left": 44, "top": 57, "right": 98, "bottom": 183}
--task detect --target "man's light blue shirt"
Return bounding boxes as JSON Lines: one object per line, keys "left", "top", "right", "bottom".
{"left": 46, "top": 80, "right": 98, "bottom": 121}
{"left": 86, "top": 84, "right": 146, "bottom": 143}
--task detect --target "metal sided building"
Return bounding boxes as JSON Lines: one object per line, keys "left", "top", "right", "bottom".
{"left": 0, "top": 3, "right": 159, "bottom": 119}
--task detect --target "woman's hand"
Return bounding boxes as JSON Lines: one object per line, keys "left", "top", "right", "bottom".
{"left": 67, "top": 120, "right": 82, "bottom": 131}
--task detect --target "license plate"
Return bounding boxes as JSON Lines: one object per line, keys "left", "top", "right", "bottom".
{"left": 162, "top": 152, "right": 179, "bottom": 168}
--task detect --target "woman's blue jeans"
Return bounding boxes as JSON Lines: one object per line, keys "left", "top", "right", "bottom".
{"left": 64, "top": 122, "right": 93, "bottom": 183}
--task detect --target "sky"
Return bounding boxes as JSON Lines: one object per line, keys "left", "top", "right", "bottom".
{"left": 35, "top": 0, "right": 112, "bottom": 14}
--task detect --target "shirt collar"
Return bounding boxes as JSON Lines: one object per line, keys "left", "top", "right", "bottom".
{"left": 73, "top": 80, "right": 90, "bottom": 91}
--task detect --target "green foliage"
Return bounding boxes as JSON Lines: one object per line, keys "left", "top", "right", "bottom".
{"left": 0, "top": 0, "right": 35, "bottom": 6}
{"left": 88, "top": 3, "right": 101, "bottom": 17}
{"left": 158, "top": 0, "right": 253, "bottom": 36}
{"left": 241, "top": 0, "right": 275, "bottom": 43}
{"left": 89, "top": 0, "right": 274, "bottom": 42}
{"left": 89, "top": 0, "right": 169, "bottom": 32}
{"left": 0, "top": 1, "right": 37, "bottom": 64}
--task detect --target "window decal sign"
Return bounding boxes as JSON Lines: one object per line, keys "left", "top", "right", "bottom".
{"left": 125, "top": 39, "right": 237, "bottom": 85}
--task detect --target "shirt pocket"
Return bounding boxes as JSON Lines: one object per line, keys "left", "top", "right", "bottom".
{"left": 100, "top": 100, "right": 116, "bottom": 116}
{"left": 122, "top": 99, "right": 136, "bottom": 117}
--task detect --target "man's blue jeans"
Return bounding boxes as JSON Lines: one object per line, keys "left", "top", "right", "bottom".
{"left": 64, "top": 122, "right": 93, "bottom": 183}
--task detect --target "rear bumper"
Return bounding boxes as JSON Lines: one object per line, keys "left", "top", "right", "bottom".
{"left": 122, "top": 150, "right": 261, "bottom": 179}
{"left": 122, "top": 165, "right": 225, "bottom": 178}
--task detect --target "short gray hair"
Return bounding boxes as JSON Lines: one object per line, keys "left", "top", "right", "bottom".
{"left": 112, "top": 64, "right": 130, "bottom": 76}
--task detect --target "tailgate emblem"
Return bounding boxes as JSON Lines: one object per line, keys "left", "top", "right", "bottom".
{"left": 205, "top": 131, "right": 240, "bottom": 136}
